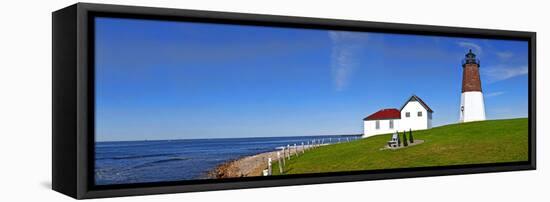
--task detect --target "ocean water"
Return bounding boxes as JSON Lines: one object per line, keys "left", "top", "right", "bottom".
{"left": 95, "top": 135, "right": 361, "bottom": 185}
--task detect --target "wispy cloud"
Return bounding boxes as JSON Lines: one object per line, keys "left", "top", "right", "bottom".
{"left": 482, "top": 65, "right": 528, "bottom": 83}
{"left": 328, "top": 31, "right": 368, "bottom": 91}
{"left": 458, "top": 42, "right": 482, "bottom": 55}
{"left": 485, "top": 91, "right": 505, "bottom": 98}
{"left": 496, "top": 51, "right": 514, "bottom": 60}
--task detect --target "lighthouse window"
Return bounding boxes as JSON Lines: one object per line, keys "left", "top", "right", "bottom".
{"left": 375, "top": 120, "right": 380, "bottom": 129}
{"left": 389, "top": 120, "right": 394, "bottom": 129}
{"left": 418, "top": 111, "right": 423, "bottom": 117}
{"left": 405, "top": 112, "right": 410, "bottom": 117}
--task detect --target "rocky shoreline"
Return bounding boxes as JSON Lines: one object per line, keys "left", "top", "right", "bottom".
{"left": 209, "top": 144, "right": 319, "bottom": 179}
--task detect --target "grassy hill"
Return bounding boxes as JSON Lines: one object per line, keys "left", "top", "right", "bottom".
{"left": 272, "top": 118, "right": 528, "bottom": 175}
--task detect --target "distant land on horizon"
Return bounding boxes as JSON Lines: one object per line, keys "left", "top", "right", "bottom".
{"left": 96, "top": 133, "right": 363, "bottom": 143}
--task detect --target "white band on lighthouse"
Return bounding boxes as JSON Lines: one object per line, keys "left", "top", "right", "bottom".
{"left": 460, "top": 91, "right": 486, "bottom": 122}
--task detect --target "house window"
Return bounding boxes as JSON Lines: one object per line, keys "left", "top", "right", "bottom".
{"left": 389, "top": 120, "right": 394, "bottom": 129}
{"left": 418, "top": 111, "right": 423, "bottom": 117}
{"left": 375, "top": 120, "right": 380, "bottom": 129}
{"left": 405, "top": 112, "right": 410, "bottom": 117}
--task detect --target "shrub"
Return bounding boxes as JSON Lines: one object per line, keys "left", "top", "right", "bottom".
{"left": 397, "top": 132, "right": 401, "bottom": 146}
{"left": 403, "top": 131, "right": 408, "bottom": 147}
{"left": 409, "top": 128, "right": 414, "bottom": 143}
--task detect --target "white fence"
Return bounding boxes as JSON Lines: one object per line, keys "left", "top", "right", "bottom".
{"left": 263, "top": 136, "right": 360, "bottom": 176}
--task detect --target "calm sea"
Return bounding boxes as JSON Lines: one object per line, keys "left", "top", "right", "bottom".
{"left": 95, "top": 135, "right": 361, "bottom": 185}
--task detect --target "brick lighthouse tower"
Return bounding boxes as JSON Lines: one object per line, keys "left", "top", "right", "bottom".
{"left": 460, "top": 49, "right": 486, "bottom": 122}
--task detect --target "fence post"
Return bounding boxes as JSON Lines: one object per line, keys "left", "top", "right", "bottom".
{"left": 287, "top": 145, "right": 291, "bottom": 160}
{"left": 268, "top": 158, "right": 272, "bottom": 176}
{"left": 302, "top": 142, "right": 305, "bottom": 154}
{"left": 277, "top": 152, "right": 283, "bottom": 174}
{"left": 281, "top": 148, "right": 286, "bottom": 166}
{"left": 293, "top": 144, "right": 297, "bottom": 156}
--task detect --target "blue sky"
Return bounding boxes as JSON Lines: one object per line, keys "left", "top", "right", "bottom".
{"left": 95, "top": 17, "right": 529, "bottom": 142}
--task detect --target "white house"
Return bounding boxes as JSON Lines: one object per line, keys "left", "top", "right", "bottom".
{"left": 362, "top": 95, "right": 433, "bottom": 138}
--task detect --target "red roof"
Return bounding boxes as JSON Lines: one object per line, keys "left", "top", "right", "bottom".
{"left": 363, "top": 108, "right": 401, "bottom": 121}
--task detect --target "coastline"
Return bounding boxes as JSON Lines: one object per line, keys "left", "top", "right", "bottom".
{"left": 209, "top": 144, "right": 322, "bottom": 178}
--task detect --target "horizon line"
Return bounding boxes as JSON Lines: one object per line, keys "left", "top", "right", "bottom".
{"left": 96, "top": 117, "right": 528, "bottom": 143}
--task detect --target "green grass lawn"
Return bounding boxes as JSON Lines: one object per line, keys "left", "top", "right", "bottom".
{"left": 272, "top": 118, "right": 528, "bottom": 175}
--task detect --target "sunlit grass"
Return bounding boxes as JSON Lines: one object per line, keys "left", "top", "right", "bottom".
{"left": 272, "top": 118, "right": 528, "bottom": 175}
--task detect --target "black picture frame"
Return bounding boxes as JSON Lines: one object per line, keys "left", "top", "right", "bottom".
{"left": 52, "top": 2, "right": 536, "bottom": 199}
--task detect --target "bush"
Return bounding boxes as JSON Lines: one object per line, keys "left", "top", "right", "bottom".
{"left": 397, "top": 132, "right": 401, "bottom": 146}
{"left": 409, "top": 128, "right": 414, "bottom": 143}
{"left": 403, "top": 131, "right": 408, "bottom": 147}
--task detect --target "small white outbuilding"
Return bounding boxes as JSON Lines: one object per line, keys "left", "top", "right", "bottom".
{"left": 362, "top": 95, "right": 433, "bottom": 138}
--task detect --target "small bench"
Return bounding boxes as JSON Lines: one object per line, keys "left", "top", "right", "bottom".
{"left": 387, "top": 132, "right": 399, "bottom": 148}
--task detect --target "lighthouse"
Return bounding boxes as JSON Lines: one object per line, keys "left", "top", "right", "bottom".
{"left": 460, "top": 49, "right": 486, "bottom": 122}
